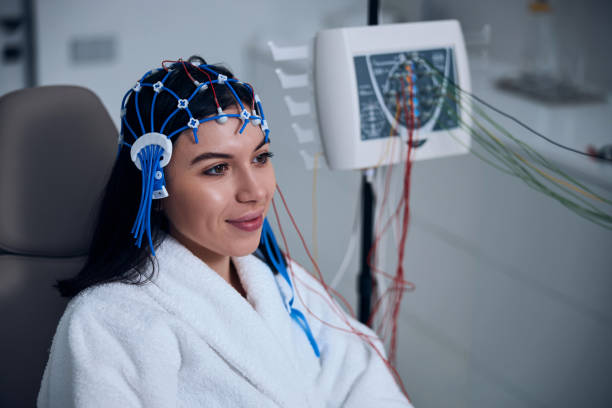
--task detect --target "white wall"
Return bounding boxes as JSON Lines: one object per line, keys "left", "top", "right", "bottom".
{"left": 34, "top": 1, "right": 612, "bottom": 407}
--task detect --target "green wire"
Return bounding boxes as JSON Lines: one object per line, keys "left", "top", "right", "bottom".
{"left": 408, "top": 69, "right": 612, "bottom": 229}
{"left": 461, "top": 90, "right": 612, "bottom": 207}
{"left": 421, "top": 57, "right": 612, "bottom": 207}
{"left": 448, "top": 91, "right": 611, "bottom": 225}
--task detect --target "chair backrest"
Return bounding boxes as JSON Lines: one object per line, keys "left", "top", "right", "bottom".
{"left": 0, "top": 86, "right": 116, "bottom": 407}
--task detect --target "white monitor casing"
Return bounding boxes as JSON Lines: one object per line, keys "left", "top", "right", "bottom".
{"left": 314, "top": 20, "right": 472, "bottom": 170}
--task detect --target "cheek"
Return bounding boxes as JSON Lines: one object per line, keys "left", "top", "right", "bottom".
{"left": 164, "top": 178, "right": 230, "bottom": 233}
{"left": 263, "top": 165, "right": 277, "bottom": 197}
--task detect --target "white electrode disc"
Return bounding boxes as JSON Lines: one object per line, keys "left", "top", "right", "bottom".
{"left": 130, "top": 132, "right": 173, "bottom": 171}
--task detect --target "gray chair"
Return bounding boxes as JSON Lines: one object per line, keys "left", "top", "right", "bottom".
{"left": 0, "top": 86, "right": 116, "bottom": 407}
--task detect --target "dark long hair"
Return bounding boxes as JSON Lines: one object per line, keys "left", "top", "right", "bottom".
{"left": 56, "top": 56, "right": 262, "bottom": 298}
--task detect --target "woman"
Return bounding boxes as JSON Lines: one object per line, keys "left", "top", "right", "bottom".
{"left": 37, "top": 56, "right": 412, "bottom": 407}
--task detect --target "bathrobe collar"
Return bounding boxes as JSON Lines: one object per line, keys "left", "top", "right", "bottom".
{"left": 144, "top": 235, "right": 310, "bottom": 408}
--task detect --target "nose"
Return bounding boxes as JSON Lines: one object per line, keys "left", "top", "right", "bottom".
{"left": 235, "top": 166, "right": 267, "bottom": 204}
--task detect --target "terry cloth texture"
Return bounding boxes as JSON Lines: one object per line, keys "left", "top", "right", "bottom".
{"left": 37, "top": 235, "right": 412, "bottom": 407}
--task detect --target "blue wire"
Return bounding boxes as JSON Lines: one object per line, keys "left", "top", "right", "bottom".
{"left": 239, "top": 120, "right": 248, "bottom": 134}
{"left": 145, "top": 147, "right": 163, "bottom": 256}
{"left": 163, "top": 87, "right": 180, "bottom": 100}
{"left": 192, "top": 128, "right": 199, "bottom": 144}
{"left": 224, "top": 80, "right": 249, "bottom": 134}
{"left": 199, "top": 65, "right": 219, "bottom": 76}
{"left": 167, "top": 125, "right": 189, "bottom": 139}
{"left": 160, "top": 108, "right": 180, "bottom": 134}
{"left": 150, "top": 91, "right": 159, "bottom": 132}
{"left": 131, "top": 148, "right": 147, "bottom": 237}
{"left": 255, "top": 98, "right": 270, "bottom": 142}
{"left": 256, "top": 100, "right": 265, "bottom": 122}
{"left": 167, "top": 113, "right": 242, "bottom": 139}
{"left": 242, "top": 82, "right": 253, "bottom": 94}
{"left": 134, "top": 146, "right": 151, "bottom": 241}
{"left": 261, "top": 219, "right": 320, "bottom": 357}
{"left": 134, "top": 90, "right": 145, "bottom": 134}
{"left": 225, "top": 80, "right": 253, "bottom": 134}
{"left": 262, "top": 219, "right": 286, "bottom": 275}
{"left": 136, "top": 146, "right": 156, "bottom": 247}
{"left": 188, "top": 81, "right": 213, "bottom": 101}
{"left": 224, "top": 81, "right": 245, "bottom": 111}
{"left": 139, "top": 70, "right": 153, "bottom": 82}
{"left": 184, "top": 107, "right": 194, "bottom": 121}
{"left": 134, "top": 145, "right": 155, "bottom": 243}
{"left": 120, "top": 89, "right": 132, "bottom": 111}
{"left": 122, "top": 115, "right": 138, "bottom": 140}
{"left": 150, "top": 71, "right": 173, "bottom": 132}
{"left": 290, "top": 309, "right": 321, "bottom": 357}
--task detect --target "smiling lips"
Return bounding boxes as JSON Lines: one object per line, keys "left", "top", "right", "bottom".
{"left": 226, "top": 211, "right": 264, "bottom": 232}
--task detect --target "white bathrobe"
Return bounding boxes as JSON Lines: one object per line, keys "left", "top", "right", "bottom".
{"left": 37, "top": 235, "right": 413, "bottom": 407}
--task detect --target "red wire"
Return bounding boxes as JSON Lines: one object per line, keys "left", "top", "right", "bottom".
{"left": 270, "top": 198, "right": 370, "bottom": 336}
{"left": 179, "top": 59, "right": 197, "bottom": 84}
{"left": 192, "top": 65, "right": 221, "bottom": 109}
{"left": 274, "top": 185, "right": 355, "bottom": 317}
{"left": 161, "top": 59, "right": 176, "bottom": 72}
{"left": 366, "top": 91, "right": 417, "bottom": 333}
{"left": 389, "top": 68, "right": 416, "bottom": 364}
{"left": 270, "top": 190, "right": 412, "bottom": 402}
{"left": 365, "top": 67, "right": 417, "bottom": 363}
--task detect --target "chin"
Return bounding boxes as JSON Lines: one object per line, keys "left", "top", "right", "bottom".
{"left": 227, "top": 237, "right": 261, "bottom": 257}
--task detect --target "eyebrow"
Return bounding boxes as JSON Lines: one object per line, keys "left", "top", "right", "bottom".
{"left": 189, "top": 136, "right": 269, "bottom": 166}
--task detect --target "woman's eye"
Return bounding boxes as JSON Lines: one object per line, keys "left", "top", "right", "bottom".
{"left": 203, "top": 163, "right": 229, "bottom": 176}
{"left": 254, "top": 151, "right": 274, "bottom": 165}
{"left": 203, "top": 153, "right": 273, "bottom": 176}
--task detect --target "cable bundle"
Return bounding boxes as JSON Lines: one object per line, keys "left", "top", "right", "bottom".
{"left": 417, "top": 57, "right": 612, "bottom": 230}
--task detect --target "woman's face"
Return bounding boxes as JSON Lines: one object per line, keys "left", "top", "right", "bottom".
{"left": 163, "top": 109, "right": 276, "bottom": 259}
